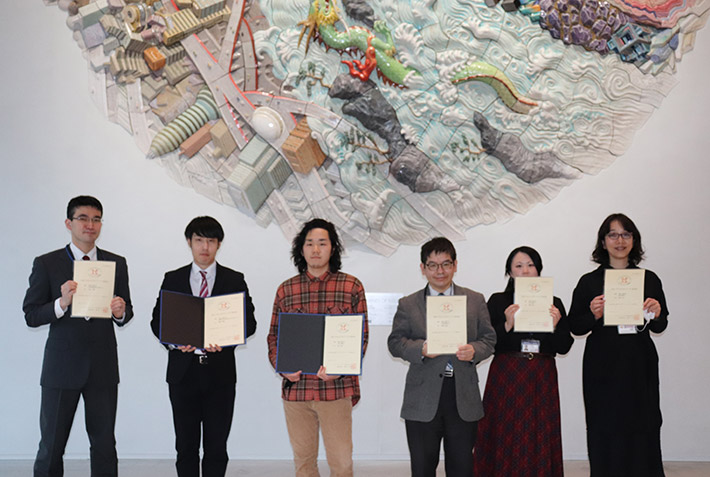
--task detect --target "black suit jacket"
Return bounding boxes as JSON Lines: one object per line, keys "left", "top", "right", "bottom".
{"left": 151, "top": 263, "right": 256, "bottom": 385}
{"left": 23, "top": 245, "right": 134, "bottom": 389}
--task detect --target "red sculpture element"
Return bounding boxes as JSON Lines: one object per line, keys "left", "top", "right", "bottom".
{"left": 342, "top": 34, "right": 377, "bottom": 81}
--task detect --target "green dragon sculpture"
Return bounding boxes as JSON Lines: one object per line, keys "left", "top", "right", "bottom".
{"left": 298, "top": 0, "right": 538, "bottom": 113}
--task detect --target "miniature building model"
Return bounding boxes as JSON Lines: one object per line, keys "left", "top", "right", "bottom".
{"left": 281, "top": 117, "right": 326, "bottom": 174}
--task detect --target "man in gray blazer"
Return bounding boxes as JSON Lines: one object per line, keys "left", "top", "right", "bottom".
{"left": 388, "top": 237, "right": 495, "bottom": 477}
{"left": 23, "top": 195, "right": 133, "bottom": 477}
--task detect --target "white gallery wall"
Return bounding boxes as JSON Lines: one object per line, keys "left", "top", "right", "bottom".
{"left": 1, "top": 1, "right": 709, "bottom": 462}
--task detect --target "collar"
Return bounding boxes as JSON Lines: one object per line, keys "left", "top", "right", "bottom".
{"left": 191, "top": 261, "right": 217, "bottom": 277}
{"left": 305, "top": 269, "right": 332, "bottom": 281}
{"left": 69, "top": 242, "right": 97, "bottom": 261}
{"left": 427, "top": 283, "right": 454, "bottom": 296}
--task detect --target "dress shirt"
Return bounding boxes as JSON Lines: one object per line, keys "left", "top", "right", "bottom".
{"left": 189, "top": 261, "right": 217, "bottom": 297}
{"left": 428, "top": 284, "right": 453, "bottom": 296}
{"left": 268, "top": 270, "right": 368, "bottom": 405}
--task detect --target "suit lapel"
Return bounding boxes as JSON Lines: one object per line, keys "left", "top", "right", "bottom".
{"left": 211, "top": 263, "right": 225, "bottom": 296}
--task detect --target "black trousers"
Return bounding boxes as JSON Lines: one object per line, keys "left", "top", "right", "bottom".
{"left": 405, "top": 377, "right": 478, "bottom": 477}
{"left": 168, "top": 359, "right": 236, "bottom": 477}
{"left": 34, "top": 384, "right": 118, "bottom": 477}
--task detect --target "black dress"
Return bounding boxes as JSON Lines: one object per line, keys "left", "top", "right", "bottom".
{"left": 568, "top": 266, "right": 669, "bottom": 477}
{"left": 473, "top": 290, "right": 573, "bottom": 477}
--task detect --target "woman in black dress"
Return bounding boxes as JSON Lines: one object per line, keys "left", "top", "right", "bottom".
{"left": 569, "top": 213, "right": 669, "bottom": 476}
{"left": 473, "top": 246, "right": 573, "bottom": 477}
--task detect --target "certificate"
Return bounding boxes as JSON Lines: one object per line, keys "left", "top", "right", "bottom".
{"left": 323, "top": 315, "right": 365, "bottom": 375}
{"left": 159, "top": 290, "right": 246, "bottom": 348}
{"left": 275, "top": 313, "right": 365, "bottom": 375}
{"left": 426, "top": 295, "right": 467, "bottom": 355}
{"left": 604, "top": 269, "right": 645, "bottom": 326}
{"left": 71, "top": 260, "right": 116, "bottom": 318}
{"left": 514, "top": 277, "right": 554, "bottom": 332}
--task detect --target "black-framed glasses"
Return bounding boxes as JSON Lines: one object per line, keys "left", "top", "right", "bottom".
{"left": 72, "top": 215, "right": 103, "bottom": 224}
{"left": 606, "top": 232, "right": 632, "bottom": 241}
{"left": 425, "top": 261, "right": 454, "bottom": 271}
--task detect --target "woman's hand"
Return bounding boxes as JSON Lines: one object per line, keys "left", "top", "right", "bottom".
{"left": 590, "top": 295, "right": 605, "bottom": 320}
{"left": 504, "top": 304, "right": 519, "bottom": 332}
{"left": 550, "top": 304, "right": 562, "bottom": 327}
{"left": 643, "top": 298, "right": 661, "bottom": 318}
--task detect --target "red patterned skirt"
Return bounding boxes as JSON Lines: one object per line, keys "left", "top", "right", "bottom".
{"left": 472, "top": 353, "right": 564, "bottom": 477}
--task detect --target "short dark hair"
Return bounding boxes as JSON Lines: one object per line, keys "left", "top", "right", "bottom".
{"left": 291, "top": 218, "right": 343, "bottom": 274}
{"left": 67, "top": 195, "right": 103, "bottom": 220}
{"left": 592, "top": 213, "right": 644, "bottom": 266}
{"left": 504, "top": 246, "right": 543, "bottom": 292}
{"left": 420, "top": 237, "right": 456, "bottom": 264}
{"left": 184, "top": 216, "right": 224, "bottom": 242}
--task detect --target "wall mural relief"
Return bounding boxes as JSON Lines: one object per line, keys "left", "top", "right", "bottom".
{"left": 46, "top": 0, "right": 708, "bottom": 254}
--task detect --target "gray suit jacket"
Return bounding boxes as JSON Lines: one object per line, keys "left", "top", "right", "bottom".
{"left": 23, "top": 245, "right": 133, "bottom": 389}
{"left": 388, "top": 284, "right": 496, "bottom": 422}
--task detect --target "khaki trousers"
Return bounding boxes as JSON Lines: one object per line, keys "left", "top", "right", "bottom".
{"left": 283, "top": 397, "right": 353, "bottom": 477}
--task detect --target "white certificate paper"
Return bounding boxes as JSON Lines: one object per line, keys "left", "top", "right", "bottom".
{"left": 203, "top": 293, "right": 246, "bottom": 347}
{"left": 322, "top": 314, "right": 364, "bottom": 375}
{"left": 426, "top": 295, "right": 467, "bottom": 355}
{"left": 72, "top": 260, "right": 116, "bottom": 318}
{"left": 514, "top": 277, "right": 554, "bottom": 333}
{"left": 604, "top": 269, "right": 645, "bottom": 326}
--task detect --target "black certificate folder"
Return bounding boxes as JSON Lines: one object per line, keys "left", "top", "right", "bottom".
{"left": 275, "top": 313, "right": 365, "bottom": 376}
{"left": 159, "top": 290, "right": 246, "bottom": 348}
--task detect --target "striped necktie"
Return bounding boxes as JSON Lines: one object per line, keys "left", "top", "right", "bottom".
{"left": 199, "top": 270, "right": 209, "bottom": 298}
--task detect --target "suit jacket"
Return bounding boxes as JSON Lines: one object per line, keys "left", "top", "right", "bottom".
{"left": 151, "top": 263, "right": 256, "bottom": 385}
{"left": 23, "top": 245, "right": 134, "bottom": 389}
{"left": 387, "top": 284, "right": 496, "bottom": 422}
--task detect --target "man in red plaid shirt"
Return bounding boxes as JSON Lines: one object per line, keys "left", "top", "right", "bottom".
{"left": 268, "top": 218, "right": 368, "bottom": 477}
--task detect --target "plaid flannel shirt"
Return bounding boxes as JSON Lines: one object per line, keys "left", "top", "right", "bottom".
{"left": 268, "top": 270, "right": 368, "bottom": 405}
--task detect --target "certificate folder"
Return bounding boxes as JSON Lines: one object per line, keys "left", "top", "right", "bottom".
{"left": 276, "top": 313, "right": 365, "bottom": 376}
{"left": 159, "top": 290, "right": 246, "bottom": 348}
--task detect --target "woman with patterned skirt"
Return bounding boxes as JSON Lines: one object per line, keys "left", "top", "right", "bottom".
{"left": 473, "top": 246, "right": 573, "bottom": 477}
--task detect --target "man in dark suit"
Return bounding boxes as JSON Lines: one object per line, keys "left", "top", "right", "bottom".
{"left": 151, "top": 216, "right": 256, "bottom": 477}
{"left": 388, "top": 237, "right": 496, "bottom": 477}
{"left": 23, "top": 195, "right": 133, "bottom": 477}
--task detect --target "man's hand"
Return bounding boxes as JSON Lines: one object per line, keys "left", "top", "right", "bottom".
{"left": 110, "top": 296, "right": 126, "bottom": 318}
{"left": 456, "top": 344, "right": 475, "bottom": 362}
{"left": 317, "top": 366, "right": 340, "bottom": 381}
{"left": 59, "top": 280, "right": 77, "bottom": 309}
{"left": 281, "top": 371, "right": 302, "bottom": 382}
{"left": 204, "top": 344, "right": 223, "bottom": 353}
{"left": 421, "top": 340, "right": 439, "bottom": 358}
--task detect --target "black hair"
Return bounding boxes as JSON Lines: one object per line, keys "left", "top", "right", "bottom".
{"left": 184, "top": 216, "right": 225, "bottom": 242}
{"left": 420, "top": 237, "right": 457, "bottom": 264}
{"left": 66, "top": 195, "right": 103, "bottom": 220}
{"left": 592, "top": 213, "right": 644, "bottom": 267}
{"left": 291, "top": 218, "right": 343, "bottom": 274}
{"left": 503, "top": 245, "right": 543, "bottom": 293}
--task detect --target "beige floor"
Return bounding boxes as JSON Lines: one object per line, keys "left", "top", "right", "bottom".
{"left": 1, "top": 459, "right": 709, "bottom": 476}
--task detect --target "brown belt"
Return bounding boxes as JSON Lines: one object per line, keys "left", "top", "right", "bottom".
{"left": 507, "top": 352, "right": 554, "bottom": 360}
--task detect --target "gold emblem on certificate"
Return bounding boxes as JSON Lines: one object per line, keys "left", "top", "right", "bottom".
{"left": 426, "top": 295, "right": 467, "bottom": 355}
{"left": 514, "top": 277, "right": 554, "bottom": 332}
{"left": 72, "top": 260, "right": 116, "bottom": 318}
{"left": 603, "top": 269, "right": 645, "bottom": 326}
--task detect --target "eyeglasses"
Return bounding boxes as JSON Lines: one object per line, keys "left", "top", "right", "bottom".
{"left": 72, "top": 215, "right": 103, "bottom": 224}
{"left": 606, "top": 232, "right": 632, "bottom": 241}
{"left": 425, "top": 261, "right": 454, "bottom": 271}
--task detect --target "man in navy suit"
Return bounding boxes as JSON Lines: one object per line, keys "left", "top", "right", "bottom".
{"left": 151, "top": 216, "right": 256, "bottom": 477}
{"left": 23, "top": 195, "right": 134, "bottom": 477}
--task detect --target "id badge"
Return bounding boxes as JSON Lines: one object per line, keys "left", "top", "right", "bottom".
{"left": 521, "top": 339, "right": 540, "bottom": 353}
{"left": 618, "top": 325, "right": 637, "bottom": 335}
